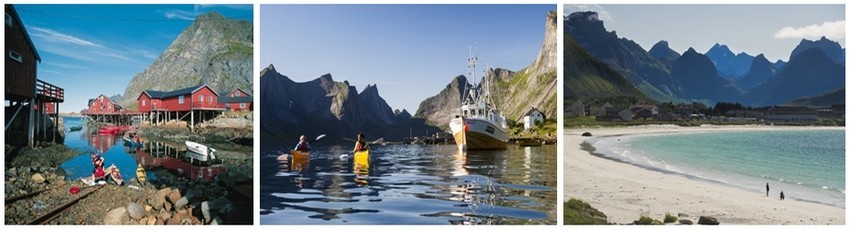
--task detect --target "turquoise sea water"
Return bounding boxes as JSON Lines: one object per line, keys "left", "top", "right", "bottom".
{"left": 588, "top": 130, "right": 845, "bottom": 207}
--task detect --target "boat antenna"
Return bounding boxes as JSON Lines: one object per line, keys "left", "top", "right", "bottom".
{"left": 467, "top": 45, "right": 478, "bottom": 103}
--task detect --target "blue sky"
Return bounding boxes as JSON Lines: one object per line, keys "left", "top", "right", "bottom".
{"left": 14, "top": 4, "right": 253, "bottom": 113}
{"left": 261, "top": 4, "right": 555, "bottom": 113}
{"left": 565, "top": 4, "right": 845, "bottom": 62}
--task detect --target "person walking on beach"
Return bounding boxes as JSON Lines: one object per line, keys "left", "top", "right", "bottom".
{"left": 766, "top": 183, "right": 770, "bottom": 197}
{"left": 780, "top": 191, "right": 785, "bottom": 200}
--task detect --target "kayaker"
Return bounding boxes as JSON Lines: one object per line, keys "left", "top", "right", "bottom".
{"left": 354, "top": 132, "right": 369, "bottom": 152}
{"left": 294, "top": 135, "right": 311, "bottom": 152}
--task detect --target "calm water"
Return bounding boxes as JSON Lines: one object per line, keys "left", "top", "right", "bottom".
{"left": 59, "top": 117, "right": 228, "bottom": 184}
{"left": 259, "top": 144, "right": 556, "bottom": 225}
{"left": 589, "top": 130, "right": 845, "bottom": 207}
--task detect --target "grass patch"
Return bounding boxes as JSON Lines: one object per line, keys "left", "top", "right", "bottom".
{"left": 564, "top": 199, "right": 608, "bottom": 225}
{"left": 634, "top": 216, "right": 663, "bottom": 225}
{"left": 664, "top": 213, "right": 678, "bottom": 223}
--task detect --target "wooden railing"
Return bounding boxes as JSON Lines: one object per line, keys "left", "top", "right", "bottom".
{"left": 36, "top": 79, "right": 64, "bottom": 102}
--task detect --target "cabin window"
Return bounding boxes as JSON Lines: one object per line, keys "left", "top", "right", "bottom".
{"left": 240, "top": 103, "right": 246, "bottom": 109}
{"left": 208, "top": 95, "right": 213, "bottom": 102}
{"left": 141, "top": 100, "right": 146, "bottom": 106}
{"left": 8, "top": 49, "right": 23, "bottom": 63}
{"left": 179, "top": 95, "right": 184, "bottom": 104}
{"left": 199, "top": 95, "right": 204, "bottom": 102}
{"left": 5, "top": 13, "right": 12, "bottom": 28}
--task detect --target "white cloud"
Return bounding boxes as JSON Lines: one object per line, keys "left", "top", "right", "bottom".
{"left": 160, "top": 9, "right": 197, "bottom": 21}
{"left": 29, "top": 26, "right": 104, "bottom": 48}
{"left": 90, "top": 50, "right": 130, "bottom": 61}
{"left": 564, "top": 4, "right": 613, "bottom": 22}
{"left": 774, "top": 20, "right": 845, "bottom": 40}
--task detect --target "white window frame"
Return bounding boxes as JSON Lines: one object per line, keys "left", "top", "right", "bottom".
{"left": 199, "top": 94, "right": 204, "bottom": 102}
{"left": 240, "top": 103, "right": 246, "bottom": 109}
{"left": 178, "top": 95, "right": 184, "bottom": 104}
{"left": 208, "top": 95, "right": 213, "bottom": 102}
{"left": 142, "top": 100, "right": 146, "bottom": 106}
{"left": 8, "top": 49, "right": 23, "bottom": 63}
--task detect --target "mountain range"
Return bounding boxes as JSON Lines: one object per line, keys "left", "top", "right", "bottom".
{"left": 119, "top": 12, "right": 253, "bottom": 108}
{"left": 565, "top": 11, "right": 845, "bottom": 107}
{"left": 259, "top": 65, "right": 437, "bottom": 147}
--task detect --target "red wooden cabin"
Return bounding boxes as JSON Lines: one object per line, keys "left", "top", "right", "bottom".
{"left": 220, "top": 88, "right": 253, "bottom": 112}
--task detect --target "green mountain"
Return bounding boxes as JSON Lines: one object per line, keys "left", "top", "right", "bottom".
{"left": 563, "top": 30, "right": 648, "bottom": 102}
{"left": 120, "top": 12, "right": 253, "bottom": 108}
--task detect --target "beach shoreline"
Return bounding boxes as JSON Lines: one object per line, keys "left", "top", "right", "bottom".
{"left": 564, "top": 124, "right": 845, "bottom": 225}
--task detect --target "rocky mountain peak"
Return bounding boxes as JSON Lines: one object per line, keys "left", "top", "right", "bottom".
{"left": 120, "top": 12, "right": 252, "bottom": 108}
{"left": 790, "top": 36, "right": 845, "bottom": 64}
{"left": 196, "top": 11, "right": 224, "bottom": 22}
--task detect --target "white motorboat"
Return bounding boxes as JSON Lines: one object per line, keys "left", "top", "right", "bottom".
{"left": 449, "top": 48, "right": 509, "bottom": 151}
{"left": 185, "top": 140, "right": 217, "bottom": 162}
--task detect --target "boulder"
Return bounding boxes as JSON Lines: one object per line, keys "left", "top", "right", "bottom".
{"left": 104, "top": 207, "right": 128, "bottom": 225}
{"left": 581, "top": 132, "right": 593, "bottom": 137}
{"left": 677, "top": 213, "right": 689, "bottom": 218}
{"left": 174, "top": 197, "right": 189, "bottom": 210}
{"left": 31, "top": 173, "right": 46, "bottom": 184}
{"left": 167, "top": 189, "right": 182, "bottom": 204}
{"left": 210, "top": 216, "right": 222, "bottom": 225}
{"left": 127, "top": 202, "right": 146, "bottom": 220}
{"left": 201, "top": 201, "right": 211, "bottom": 222}
{"left": 679, "top": 219, "right": 693, "bottom": 225}
{"left": 149, "top": 193, "right": 166, "bottom": 210}
{"left": 698, "top": 216, "right": 719, "bottom": 225}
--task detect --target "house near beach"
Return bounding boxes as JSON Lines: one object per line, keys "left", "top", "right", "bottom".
{"left": 764, "top": 106, "right": 817, "bottom": 122}
{"left": 566, "top": 101, "right": 585, "bottom": 117}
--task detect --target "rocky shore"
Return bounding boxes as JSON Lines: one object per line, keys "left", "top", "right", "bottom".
{"left": 5, "top": 124, "right": 253, "bottom": 224}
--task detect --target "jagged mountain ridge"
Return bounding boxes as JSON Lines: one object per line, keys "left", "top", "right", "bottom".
{"left": 120, "top": 11, "right": 253, "bottom": 108}
{"left": 735, "top": 54, "right": 776, "bottom": 92}
{"left": 705, "top": 43, "right": 754, "bottom": 79}
{"left": 671, "top": 48, "right": 743, "bottom": 103}
{"left": 565, "top": 11, "right": 681, "bottom": 103}
{"left": 259, "top": 65, "right": 435, "bottom": 146}
{"left": 743, "top": 48, "right": 845, "bottom": 106}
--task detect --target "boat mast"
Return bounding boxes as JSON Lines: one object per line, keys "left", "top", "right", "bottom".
{"left": 467, "top": 46, "right": 478, "bottom": 105}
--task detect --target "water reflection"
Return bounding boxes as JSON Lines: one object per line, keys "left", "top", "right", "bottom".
{"left": 59, "top": 117, "right": 229, "bottom": 184}
{"left": 260, "top": 144, "right": 556, "bottom": 225}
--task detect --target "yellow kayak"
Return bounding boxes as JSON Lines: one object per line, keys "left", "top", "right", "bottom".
{"left": 135, "top": 163, "right": 146, "bottom": 185}
{"left": 354, "top": 149, "right": 369, "bottom": 166}
{"left": 291, "top": 150, "right": 310, "bottom": 172}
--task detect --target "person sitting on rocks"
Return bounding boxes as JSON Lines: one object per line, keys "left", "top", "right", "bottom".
{"left": 91, "top": 153, "right": 106, "bottom": 182}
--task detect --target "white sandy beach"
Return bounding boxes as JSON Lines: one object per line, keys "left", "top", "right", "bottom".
{"left": 564, "top": 124, "right": 845, "bottom": 225}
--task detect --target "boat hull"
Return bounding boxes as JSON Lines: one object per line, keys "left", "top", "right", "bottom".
{"left": 185, "top": 141, "right": 216, "bottom": 161}
{"left": 450, "top": 117, "right": 508, "bottom": 150}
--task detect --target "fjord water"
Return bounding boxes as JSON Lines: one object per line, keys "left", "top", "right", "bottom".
{"left": 260, "top": 144, "right": 556, "bottom": 224}
{"left": 590, "top": 130, "right": 845, "bottom": 207}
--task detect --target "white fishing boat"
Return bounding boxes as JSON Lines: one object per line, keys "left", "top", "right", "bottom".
{"left": 449, "top": 48, "right": 509, "bottom": 151}
{"left": 185, "top": 141, "right": 217, "bottom": 162}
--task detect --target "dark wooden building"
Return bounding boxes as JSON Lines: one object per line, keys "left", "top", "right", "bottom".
{"left": 5, "top": 5, "right": 64, "bottom": 147}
